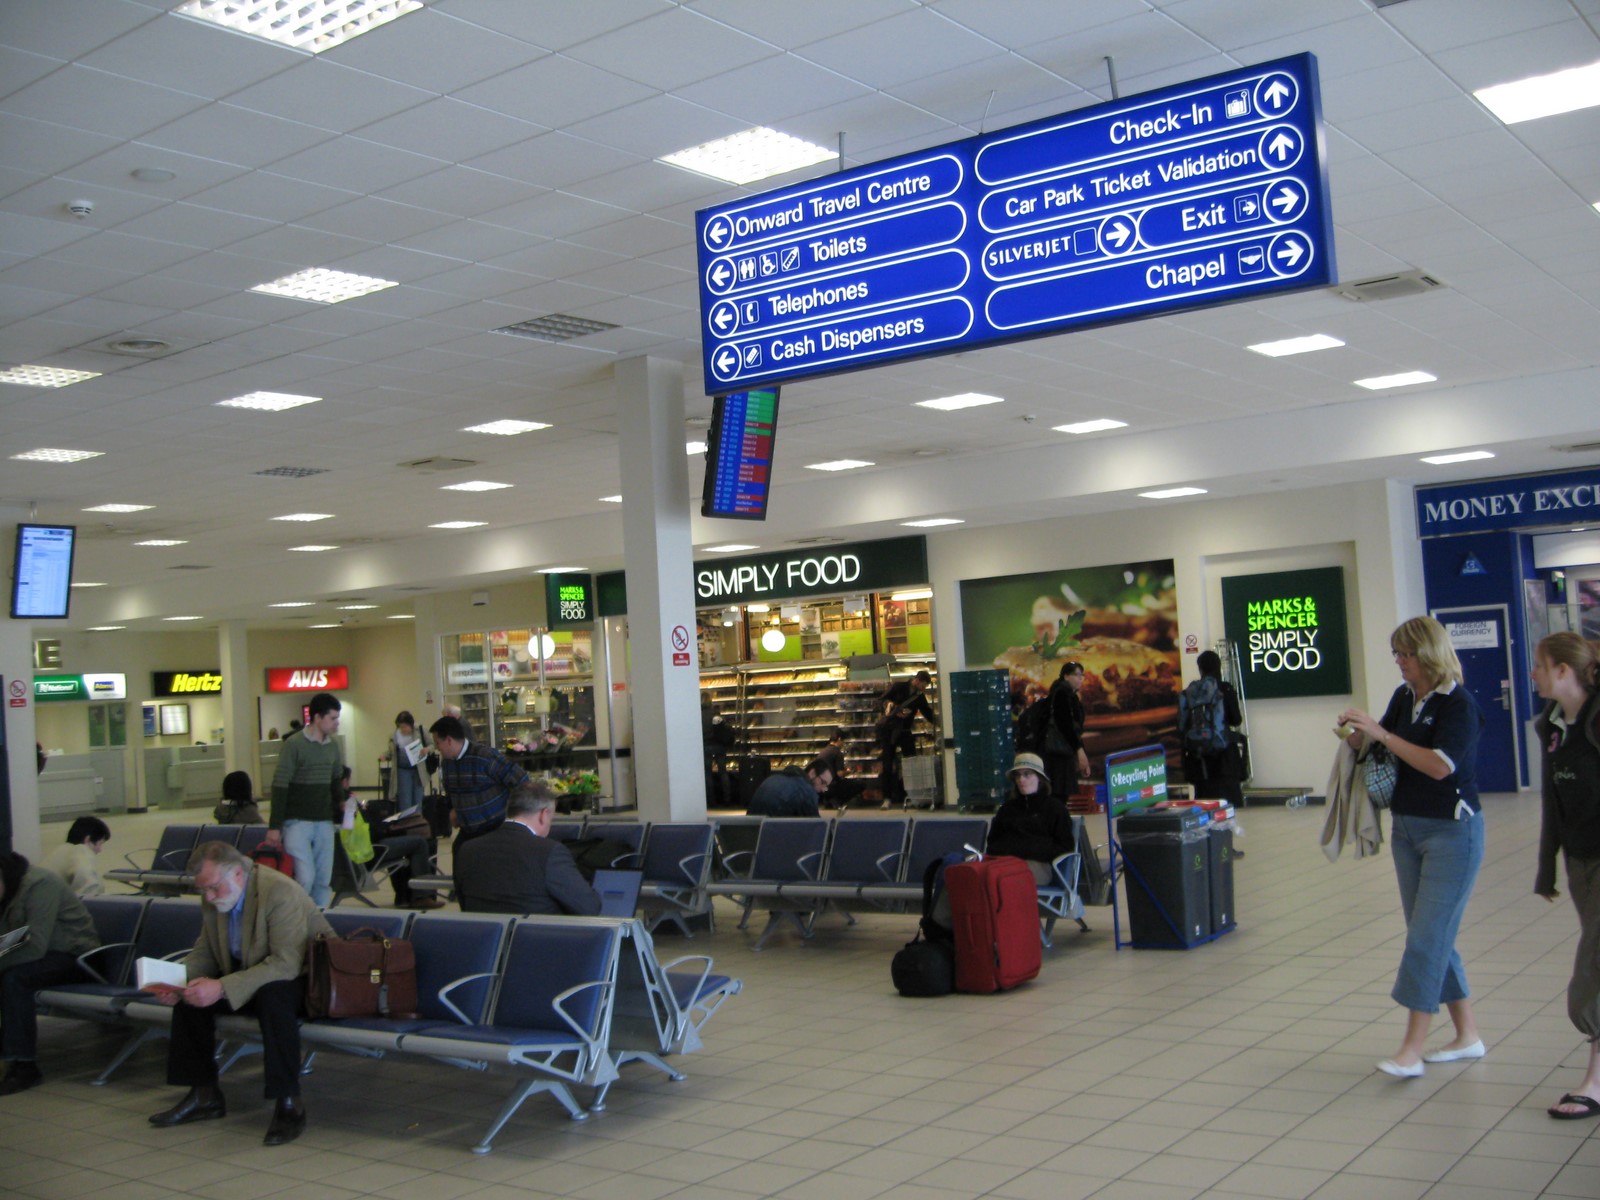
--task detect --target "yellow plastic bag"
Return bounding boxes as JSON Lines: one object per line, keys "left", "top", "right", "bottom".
{"left": 340, "top": 811, "right": 374, "bottom": 864}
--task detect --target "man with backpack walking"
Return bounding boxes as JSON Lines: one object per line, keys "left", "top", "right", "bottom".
{"left": 1177, "top": 650, "right": 1244, "bottom": 805}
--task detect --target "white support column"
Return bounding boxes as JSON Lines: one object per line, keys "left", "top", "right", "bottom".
{"left": 218, "top": 620, "right": 253, "bottom": 774}
{"left": 1, "top": 512, "right": 41, "bottom": 857}
{"left": 616, "top": 357, "right": 707, "bottom": 822}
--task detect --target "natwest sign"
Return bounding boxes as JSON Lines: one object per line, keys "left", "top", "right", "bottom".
{"left": 265, "top": 665, "right": 349, "bottom": 693}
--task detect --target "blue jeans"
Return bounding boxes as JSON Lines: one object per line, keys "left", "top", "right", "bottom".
{"left": 1390, "top": 811, "right": 1484, "bottom": 1013}
{"left": 281, "top": 819, "right": 334, "bottom": 907}
{"left": 395, "top": 763, "right": 423, "bottom": 809}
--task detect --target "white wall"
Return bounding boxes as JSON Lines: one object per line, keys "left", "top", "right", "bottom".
{"left": 927, "top": 478, "right": 1422, "bottom": 790}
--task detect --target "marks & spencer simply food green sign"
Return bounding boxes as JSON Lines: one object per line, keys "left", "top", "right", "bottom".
{"left": 1221, "top": 566, "right": 1350, "bottom": 699}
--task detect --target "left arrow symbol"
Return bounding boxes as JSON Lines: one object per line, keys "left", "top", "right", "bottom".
{"left": 714, "top": 309, "right": 733, "bottom": 331}
{"left": 708, "top": 220, "right": 729, "bottom": 246}
{"left": 715, "top": 349, "right": 738, "bottom": 374}
{"left": 711, "top": 263, "right": 731, "bottom": 287}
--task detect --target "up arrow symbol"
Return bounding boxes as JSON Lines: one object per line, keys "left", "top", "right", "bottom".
{"left": 715, "top": 349, "right": 738, "bottom": 374}
{"left": 1276, "top": 239, "right": 1304, "bottom": 267}
{"left": 1263, "top": 79, "right": 1291, "bottom": 109}
{"left": 1267, "top": 132, "right": 1295, "bottom": 161}
{"left": 1105, "top": 220, "right": 1131, "bottom": 248}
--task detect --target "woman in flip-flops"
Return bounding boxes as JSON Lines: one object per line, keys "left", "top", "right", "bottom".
{"left": 1532, "top": 632, "right": 1600, "bottom": 1120}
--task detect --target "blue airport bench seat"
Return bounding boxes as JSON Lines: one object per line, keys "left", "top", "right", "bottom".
{"left": 792, "top": 816, "right": 910, "bottom": 929}
{"left": 705, "top": 818, "right": 830, "bottom": 950}
{"left": 635, "top": 823, "right": 715, "bottom": 937}
{"left": 853, "top": 816, "right": 990, "bottom": 908}
{"left": 103, "top": 824, "right": 203, "bottom": 894}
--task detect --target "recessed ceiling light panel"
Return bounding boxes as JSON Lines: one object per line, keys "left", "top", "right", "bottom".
{"left": 1247, "top": 334, "right": 1345, "bottom": 357}
{"left": 492, "top": 314, "right": 618, "bottom": 342}
{"left": 134, "top": 539, "right": 187, "bottom": 547}
{"left": 902, "top": 518, "right": 965, "bottom": 528}
{"left": 703, "top": 544, "right": 758, "bottom": 553}
{"left": 0, "top": 365, "right": 101, "bottom": 388}
{"left": 1354, "top": 371, "right": 1436, "bottom": 390}
{"left": 87, "top": 625, "right": 125, "bottom": 631}
{"left": 251, "top": 268, "right": 397, "bottom": 304}
{"left": 268, "top": 601, "right": 314, "bottom": 608}
{"left": 1420, "top": 450, "right": 1496, "bottom": 465}
{"left": 598, "top": 495, "right": 623, "bottom": 504}
{"left": 218, "top": 391, "right": 321, "bottom": 411}
{"left": 175, "top": 0, "right": 423, "bottom": 54}
{"left": 916, "top": 393, "right": 1004, "bottom": 412}
{"left": 661, "top": 127, "right": 835, "bottom": 185}
{"left": 805, "top": 459, "right": 874, "bottom": 472}
{"left": 1475, "top": 59, "right": 1600, "bottom": 125}
{"left": 463, "top": 420, "right": 551, "bottom": 436}
{"left": 1139, "top": 487, "right": 1208, "bottom": 500}
{"left": 83, "top": 503, "right": 152, "bottom": 513}
{"left": 429, "top": 521, "right": 487, "bottom": 529}
{"left": 441, "top": 480, "right": 512, "bottom": 492}
{"left": 12, "top": 447, "right": 103, "bottom": 463}
{"left": 272, "top": 512, "right": 333, "bottom": 522}
{"left": 685, "top": 442, "right": 707, "bottom": 456}
{"left": 1053, "top": 419, "right": 1128, "bottom": 435}
{"left": 288, "top": 544, "right": 339, "bottom": 552}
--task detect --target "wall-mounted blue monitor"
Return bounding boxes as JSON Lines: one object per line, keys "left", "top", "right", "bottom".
{"left": 701, "top": 386, "right": 780, "bottom": 520}
{"left": 10, "top": 523, "right": 76, "bottom": 620}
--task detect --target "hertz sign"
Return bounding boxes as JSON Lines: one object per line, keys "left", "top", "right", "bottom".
{"left": 152, "top": 670, "right": 223, "bottom": 697}
{"left": 265, "top": 665, "right": 350, "bottom": 693}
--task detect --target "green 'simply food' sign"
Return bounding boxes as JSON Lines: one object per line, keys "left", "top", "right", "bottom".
{"left": 1223, "top": 566, "right": 1351, "bottom": 699}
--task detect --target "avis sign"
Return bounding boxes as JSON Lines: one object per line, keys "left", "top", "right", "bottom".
{"left": 265, "top": 665, "right": 349, "bottom": 693}
{"left": 1221, "top": 566, "right": 1351, "bottom": 700}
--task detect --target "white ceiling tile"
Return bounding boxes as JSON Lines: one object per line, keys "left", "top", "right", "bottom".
{"left": 0, "top": 112, "right": 124, "bottom": 177}
{"left": 799, "top": 9, "right": 1005, "bottom": 91}
{"left": 323, "top": 6, "right": 541, "bottom": 94}
{"left": 393, "top": 220, "right": 533, "bottom": 264}
{"left": 226, "top": 223, "right": 381, "bottom": 268}
{"left": 564, "top": 8, "right": 778, "bottom": 91}
{"left": 4, "top": 63, "right": 208, "bottom": 141}
{"left": 268, "top": 136, "right": 447, "bottom": 195}
{"left": 104, "top": 200, "right": 278, "bottom": 250}
{"left": 141, "top": 103, "right": 337, "bottom": 168}
{"left": 0, "top": 45, "right": 68, "bottom": 99}
{"left": 687, "top": 0, "right": 916, "bottom": 49}
{"left": 567, "top": 213, "right": 686, "bottom": 258}
{"left": 182, "top": 171, "right": 359, "bottom": 224}
{"left": 356, "top": 97, "right": 548, "bottom": 162}
{"left": 676, "top": 53, "right": 873, "bottom": 128}
{"left": 374, "top": 165, "right": 537, "bottom": 218}
{"left": 78, "top": 13, "right": 293, "bottom": 99}
{"left": 440, "top": 0, "right": 672, "bottom": 51}
{"left": 466, "top": 130, "right": 637, "bottom": 191}
{"left": 455, "top": 54, "right": 657, "bottom": 128}
{"left": 298, "top": 196, "right": 455, "bottom": 243}
{"left": 0, "top": 0, "right": 157, "bottom": 61}
{"left": 476, "top": 190, "right": 631, "bottom": 240}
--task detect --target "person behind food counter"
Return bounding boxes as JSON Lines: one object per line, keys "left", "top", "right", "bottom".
{"left": 876, "top": 670, "right": 934, "bottom": 807}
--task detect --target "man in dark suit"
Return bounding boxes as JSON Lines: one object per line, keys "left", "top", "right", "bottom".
{"left": 454, "top": 780, "right": 601, "bottom": 916}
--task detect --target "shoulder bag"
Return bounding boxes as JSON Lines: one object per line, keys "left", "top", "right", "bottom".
{"left": 1359, "top": 741, "right": 1397, "bottom": 809}
{"left": 305, "top": 928, "right": 419, "bottom": 1020}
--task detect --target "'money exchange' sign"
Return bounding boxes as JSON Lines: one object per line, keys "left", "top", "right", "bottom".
{"left": 1221, "top": 566, "right": 1351, "bottom": 699}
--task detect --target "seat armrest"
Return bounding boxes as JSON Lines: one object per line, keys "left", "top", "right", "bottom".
{"left": 874, "top": 851, "right": 902, "bottom": 882}
{"left": 797, "top": 850, "right": 823, "bottom": 881}
{"left": 437, "top": 971, "right": 498, "bottom": 1026}
{"left": 612, "top": 850, "right": 642, "bottom": 868}
{"left": 676, "top": 851, "right": 708, "bottom": 885}
{"left": 720, "top": 849, "right": 753, "bottom": 877}
{"left": 1050, "top": 851, "right": 1082, "bottom": 892}
{"left": 552, "top": 979, "right": 614, "bottom": 1052}
{"left": 75, "top": 940, "right": 136, "bottom": 985}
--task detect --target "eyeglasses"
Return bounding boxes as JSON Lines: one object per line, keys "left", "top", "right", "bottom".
{"left": 1391, "top": 649, "right": 1417, "bottom": 661}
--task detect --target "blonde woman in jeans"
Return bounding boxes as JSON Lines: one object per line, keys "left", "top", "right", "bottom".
{"left": 1340, "top": 615, "right": 1486, "bottom": 1077}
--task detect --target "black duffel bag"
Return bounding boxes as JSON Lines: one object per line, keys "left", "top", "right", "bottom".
{"left": 892, "top": 933, "right": 954, "bottom": 997}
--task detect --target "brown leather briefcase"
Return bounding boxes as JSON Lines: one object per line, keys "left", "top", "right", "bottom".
{"left": 304, "top": 929, "right": 418, "bottom": 1020}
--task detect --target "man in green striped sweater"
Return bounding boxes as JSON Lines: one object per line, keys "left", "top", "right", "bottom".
{"left": 263, "top": 693, "right": 344, "bottom": 906}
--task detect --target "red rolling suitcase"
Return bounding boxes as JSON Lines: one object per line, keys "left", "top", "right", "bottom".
{"left": 944, "top": 856, "right": 1041, "bottom": 993}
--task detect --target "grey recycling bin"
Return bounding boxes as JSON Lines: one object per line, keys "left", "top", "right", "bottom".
{"left": 1118, "top": 808, "right": 1211, "bottom": 949}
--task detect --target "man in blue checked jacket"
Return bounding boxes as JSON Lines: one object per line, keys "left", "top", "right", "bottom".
{"left": 427, "top": 714, "right": 529, "bottom": 854}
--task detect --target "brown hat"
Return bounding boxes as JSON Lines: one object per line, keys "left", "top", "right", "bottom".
{"left": 1008, "top": 752, "right": 1046, "bottom": 777}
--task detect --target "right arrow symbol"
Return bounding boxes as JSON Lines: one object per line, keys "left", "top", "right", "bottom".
{"left": 1104, "top": 221, "right": 1131, "bottom": 249}
{"left": 1271, "top": 186, "right": 1298, "bottom": 213}
{"left": 1276, "top": 239, "right": 1304, "bottom": 267}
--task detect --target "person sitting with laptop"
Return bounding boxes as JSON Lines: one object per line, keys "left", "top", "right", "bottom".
{"left": 454, "top": 780, "right": 600, "bottom": 916}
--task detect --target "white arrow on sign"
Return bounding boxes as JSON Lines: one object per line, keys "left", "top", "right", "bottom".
{"left": 715, "top": 349, "right": 738, "bottom": 374}
{"left": 711, "top": 262, "right": 731, "bottom": 287}
{"left": 1267, "top": 132, "right": 1295, "bottom": 161}
{"left": 707, "top": 219, "right": 730, "bottom": 247}
{"left": 713, "top": 305, "right": 735, "bottom": 333}
{"left": 1263, "top": 79, "right": 1291, "bottom": 109}
{"left": 1104, "top": 220, "right": 1132, "bottom": 249}
{"left": 1276, "top": 239, "right": 1304, "bottom": 268}
{"left": 1270, "top": 184, "right": 1299, "bottom": 213}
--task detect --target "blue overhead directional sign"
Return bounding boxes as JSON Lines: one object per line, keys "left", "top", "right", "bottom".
{"left": 696, "top": 53, "right": 1335, "bottom": 393}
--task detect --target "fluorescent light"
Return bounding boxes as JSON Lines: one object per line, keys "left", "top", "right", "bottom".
{"left": 686, "top": 441, "right": 708, "bottom": 455}
{"left": 1247, "top": 334, "right": 1345, "bottom": 357}
{"left": 441, "top": 480, "right": 512, "bottom": 492}
{"left": 1139, "top": 487, "right": 1208, "bottom": 500}
{"left": 901, "top": 518, "right": 964, "bottom": 528}
{"left": 1420, "top": 450, "right": 1496, "bottom": 465}
{"left": 537, "top": 566, "right": 586, "bottom": 574}
{"left": 599, "top": 495, "right": 622, "bottom": 504}
{"left": 1053, "top": 419, "right": 1128, "bottom": 435}
{"left": 703, "top": 544, "right": 757, "bottom": 553}
{"left": 308, "top": 623, "right": 339, "bottom": 629}
{"left": 11, "top": 448, "right": 103, "bottom": 463}
{"left": 217, "top": 391, "right": 321, "bottom": 411}
{"left": 175, "top": 0, "right": 421, "bottom": 53}
{"left": 891, "top": 589, "right": 933, "bottom": 601}
{"left": 83, "top": 503, "right": 152, "bottom": 513}
{"left": 1354, "top": 371, "right": 1436, "bottom": 390}
{"left": 272, "top": 512, "right": 333, "bottom": 522}
{"left": 916, "top": 392, "right": 1004, "bottom": 412}
{"left": 387, "top": 614, "right": 415, "bottom": 620}
{"left": 87, "top": 625, "right": 125, "bottom": 631}
{"left": 163, "top": 615, "right": 203, "bottom": 622}
{"left": 268, "top": 602, "right": 314, "bottom": 608}
{"left": 1475, "top": 60, "right": 1600, "bottom": 125}
{"left": 288, "top": 544, "right": 339, "bottom": 552}
{"left": 71, "top": 582, "right": 107, "bottom": 588}
{"left": 805, "top": 459, "right": 874, "bottom": 472}
{"left": 0, "top": 365, "right": 100, "bottom": 388}
{"left": 463, "top": 420, "right": 551, "bottom": 436}
{"left": 134, "top": 539, "right": 187, "bottom": 547}
{"left": 429, "top": 521, "right": 486, "bottom": 529}
{"left": 337, "top": 604, "right": 377, "bottom": 611}
{"left": 251, "top": 268, "right": 397, "bottom": 304}
{"left": 661, "top": 127, "right": 835, "bottom": 185}
{"left": 746, "top": 604, "right": 771, "bottom": 613}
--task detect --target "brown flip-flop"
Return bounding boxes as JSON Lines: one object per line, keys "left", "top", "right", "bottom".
{"left": 1548, "top": 1093, "right": 1600, "bottom": 1120}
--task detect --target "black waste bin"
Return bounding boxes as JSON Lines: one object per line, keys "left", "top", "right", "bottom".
{"left": 1118, "top": 808, "right": 1211, "bottom": 948}
{"left": 1206, "top": 822, "right": 1236, "bottom": 935}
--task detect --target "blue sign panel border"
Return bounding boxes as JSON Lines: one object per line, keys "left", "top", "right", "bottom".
{"left": 1415, "top": 467, "right": 1600, "bottom": 538}
{"left": 696, "top": 53, "right": 1335, "bottom": 395}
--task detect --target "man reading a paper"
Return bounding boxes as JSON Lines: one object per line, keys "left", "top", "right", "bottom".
{"left": 147, "top": 842, "right": 332, "bottom": 1146}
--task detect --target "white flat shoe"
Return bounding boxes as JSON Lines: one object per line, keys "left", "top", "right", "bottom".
{"left": 1423, "top": 1039, "right": 1485, "bottom": 1063}
{"left": 1377, "top": 1058, "right": 1424, "bottom": 1078}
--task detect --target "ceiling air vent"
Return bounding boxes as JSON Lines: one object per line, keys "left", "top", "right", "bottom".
{"left": 256, "top": 466, "right": 328, "bottom": 479}
{"left": 1332, "top": 270, "right": 1444, "bottom": 302}
{"left": 401, "top": 456, "right": 477, "bottom": 473}
{"left": 493, "top": 314, "right": 619, "bottom": 342}
{"left": 1554, "top": 441, "right": 1600, "bottom": 454}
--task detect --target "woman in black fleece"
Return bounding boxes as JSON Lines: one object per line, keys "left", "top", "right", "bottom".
{"left": 987, "top": 752, "right": 1076, "bottom": 886}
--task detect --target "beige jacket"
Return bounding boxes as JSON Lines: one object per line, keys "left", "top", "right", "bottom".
{"left": 185, "top": 864, "right": 334, "bottom": 1008}
{"left": 1320, "top": 739, "right": 1384, "bottom": 861}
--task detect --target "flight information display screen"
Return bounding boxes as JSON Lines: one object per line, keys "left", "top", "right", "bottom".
{"left": 701, "top": 386, "right": 780, "bottom": 520}
{"left": 11, "top": 523, "right": 76, "bottom": 619}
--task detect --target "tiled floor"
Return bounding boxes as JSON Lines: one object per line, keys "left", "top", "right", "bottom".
{"left": 7, "top": 796, "right": 1599, "bottom": 1199}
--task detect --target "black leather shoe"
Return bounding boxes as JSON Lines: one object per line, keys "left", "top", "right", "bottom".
{"left": 263, "top": 1097, "right": 306, "bottom": 1146}
{"left": 149, "top": 1086, "right": 227, "bottom": 1126}
{"left": 0, "top": 1061, "right": 43, "bottom": 1096}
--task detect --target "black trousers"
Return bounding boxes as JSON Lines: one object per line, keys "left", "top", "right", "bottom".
{"left": 376, "top": 833, "right": 433, "bottom": 902}
{"left": 1, "top": 950, "right": 84, "bottom": 1061}
{"left": 878, "top": 725, "right": 916, "bottom": 801}
{"left": 167, "top": 976, "right": 305, "bottom": 1099}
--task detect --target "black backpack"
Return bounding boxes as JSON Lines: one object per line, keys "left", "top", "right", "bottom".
{"left": 891, "top": 855, "right": 959, "bottom": 997}
{"left": 1017, "top": 695, "right": 1052, "bottom": 753}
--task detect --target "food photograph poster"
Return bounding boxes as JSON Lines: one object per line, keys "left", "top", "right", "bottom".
{"left": 959, "top": 560, "right": 1182, "bottom": 767}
